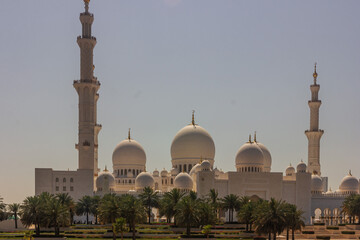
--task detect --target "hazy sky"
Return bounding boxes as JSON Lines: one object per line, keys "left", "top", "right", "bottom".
{"left": 1, "top": 0, "right": 359, "bottom": 203}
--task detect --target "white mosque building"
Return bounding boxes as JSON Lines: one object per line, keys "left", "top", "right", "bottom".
{"left": 35, "top": 0, "right": 359, "bottom": 225}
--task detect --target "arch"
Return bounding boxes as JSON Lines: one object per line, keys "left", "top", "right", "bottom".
{"left": 314, "top": 208, "right": 322, "bottom": 222}
{"left": 184, "top": 164, "right": 187, "bottom": 172}
{"left": 70, "top": 178, "right": 74, "bottom": 183}
{"left": 155, "top": 182, "right": 159, "bottom": 190}
{"left": 63, "top": 178, "right": 66, "bottom": 183}
{"left": 250, "top": 195, "right": 261, "bottom": 202}
{"left": 55, "top": 178, "right": 59, "bottom": 182}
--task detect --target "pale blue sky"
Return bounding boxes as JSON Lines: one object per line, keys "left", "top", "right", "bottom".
{"left": 0, "top": 0, "right": 359, "bottom": 203}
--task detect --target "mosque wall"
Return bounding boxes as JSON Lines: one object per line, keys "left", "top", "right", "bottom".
{"left": 35, "top": 168, "right": 93, "bottom": 200}
{"left": 295, "top": 172, "right": 312, "bottom": 224}
{"left": 282, "top": 180, "right": 296, "bottom": 204}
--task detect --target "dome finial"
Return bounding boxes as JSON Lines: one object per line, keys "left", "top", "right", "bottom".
{"left": 349, "top": 169, "right": 352, "bottom": 176}
{"left": 254, "top": 131, "right": 257, "bottom": 142}
{"left": 104, "top": 165, "right": 108, "bottom": 172}
{"left": 313, "top": 62, "right": 318, "bottom": 84}
{"left": 128, "top": 128, "right": 131, "bottom": 141}
{"left": 84, "top": 0, "right": 90, "bottom": 13}
{"left": 248, "top": 134, "right": 252, "bottom": 143}
{"left": 200, "top": 155, "right": 203, "bottom": 163}
{"left": 192, "top": 110, "right": 195, "bottom": 125}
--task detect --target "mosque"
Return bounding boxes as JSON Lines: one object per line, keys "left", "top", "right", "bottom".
{"left": 35, "top": 0, "right": 359, "bottom": 225}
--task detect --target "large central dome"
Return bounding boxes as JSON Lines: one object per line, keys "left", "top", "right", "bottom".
{"left": 170, "top": 113, "right": 215, "bottom": 172}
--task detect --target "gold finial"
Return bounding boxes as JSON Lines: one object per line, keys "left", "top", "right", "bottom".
{"left": 104, "top": 165, "right": 108, "bottom": 172}
{"left": 192, "top": 110, "right": 195, "bottom": 125}
{"left": 254, "top": 131, "right": 257, "bottom": 142}
{"left": 313, "top": 62, "right": 318, "bottom": 84}
{"left": 200, "top": 156, "right": 203, "bottom": 163}
{"left": 349, "top": 170, "right": 352, "bottom": 176}
{"left": 248, "top": 134, "right": 252, "bottom": 143}
{"left": 84, "top": 0, "right": 90, "bottom": 13}
{"left": 128, "top": 128, "right": 131, "bottom": 141}
{"left": 84, "top": 0, "right": 90, "bottom": 3}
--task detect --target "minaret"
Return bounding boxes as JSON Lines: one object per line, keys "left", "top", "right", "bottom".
{"left": 73, "top": 0, "right": 101, "bottom": 179}
{"left": 305, "top": 63, "right": 324, "bottom": 175}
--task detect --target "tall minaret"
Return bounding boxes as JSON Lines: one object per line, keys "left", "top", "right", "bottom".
{"left": 73, "top": 0, "right": 101, "bottom": 179}
{"left": 305, "top": 63, "right": 324, "bottom": 175}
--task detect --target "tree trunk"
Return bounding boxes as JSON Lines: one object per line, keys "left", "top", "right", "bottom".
{"left": 95, "top": 214, "right": 98, "bottom": 224}
{"left": 186, "top": 222, "right": 191, "bottom": 236}
{"left": 291, "top": 228, "right": 295, "bottom": 240}
{"left": 121, "top": 232, "right": 123, "bottom": 240}
{"left": 14, "top": 213, "right": 17, "bottom": 229}
{"left": 268, "top": 232, "right": 271, "bottom": 240}
{"left": 86, "top": 212, "right": 89, "bottom": 224}
{"left": 246, "top": 223, "right": 248, "bottom": 231}
{"left": 36, "top": 224, "right": 40, "bottom": 236}
{"left": 286, "top": 227, "right": 289, "bottom": 240}
{"left": 273, "top": 231, "right": 276, "bottom": 240}
{"left": 148, "top": 206, "right": 151, "bottom": 224}
{"left": 112, "top": 226, "right": 116, "bottom": 240}
{"left": 132, "top": 221, "right": 136, "bottom": 240}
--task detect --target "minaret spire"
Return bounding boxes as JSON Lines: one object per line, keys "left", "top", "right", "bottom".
{"left": 305, "top": 63, "right": 324, "bottom": 175}
{"left": 74, "top": 1, "right": 101, "bottom": 182}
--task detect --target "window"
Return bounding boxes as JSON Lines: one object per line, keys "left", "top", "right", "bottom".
{"left": 70, "top": 186, "right": 74, "bottom": 191}
{"left": 55, "top": 178, "right": 59, "bottom": 182}
{"left": 70, "top": 178, "right": 74, "bottom": 183}
{"left": 171, "top": 178, "right": 173, "bottom": 184}
{"left": 179, "top": 165, "right": 182, "bottom": 172}
{"left": 125, "top": 169, "right": 127, "bottom": 175}
{"left": 121, "top": 169, "right": 123, "bottom": 175}
{"left": 129, "top": 179, "right": 132, "bottom": 184}
{"left": 63, "top": 186, "right": 66, "bottom": 191}
{"left": 189, "top": 164, "right": 192, "bottom": 171}
{"left": 133, "top": 169, "right": 135, "bottom": 176}
{"left": 184, "top": 164, "right": 187, "bottom": 172}
{"left": 56, "top": 186, "right": 59, "bottom": 191}
{"left": 63, "top": 178, "right": 66, "bottom": 183}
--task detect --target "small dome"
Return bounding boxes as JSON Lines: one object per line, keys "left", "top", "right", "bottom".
{"left": 285, "top": 164, "right": 295, "bottom": 176}
{"left": 311, "top": 174, "right": 323, "bottom": 193}
{"left": 170, "top": 167, "right": 179, "bottom": 176}
{"left": 161, "top": 169, "right": 168, "bottom": 177}
{"left": 153, "top": 169, "right": 159, "bottom": 177}
{"left": 339, "top": 172, "right": 359, "bottom": 193}
{"left": 171, "top": 124, "right": 215, "bottom": 162}
{"left": 174, "top": 172, "right": 193, "bottom": 190}
{"left": 189, "top": 163, "right": 201, "bottom": 175}
{"left": 135, "top": 172, "right": 155, "bottom": 190}
{"left": 112, "top": 138, "right": 146, "bottom": 167}
{"left": 296, "top": 161, "right": 307, "bottom": 173}
{"left": 235, "top": 141, "right": 264, "bottom": 171}
{"left": 96, "top": 169, "right": 115, "bottom": 193}
{"left": 255, "top": 142, "right": 272, "bottom": 172}
{"left": 201, "top": 160, "right": 211, "bottom": 171}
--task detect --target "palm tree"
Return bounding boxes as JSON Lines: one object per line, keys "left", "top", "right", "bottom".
{"left": 91, "top": 195, "right": 101, "bottom": 224}
{"left": 20, "top": 196, "right": 43, "bottom": 235}
{"left": 159, "top": 188, "right": 185, "bottom": 225}
{"left": 120, "top": 194, "right": 146, "bottom": 240}
{"left": 113, "top": 217, "right": 128, "bottom": 240}
{"left": 44, "top": 196, "right": 69, "bottom": 236}
{"left": 189, "top": 191, "right": 198, "bottom": 201}
{"left": 253, "top": 198, "right": 286, "bottom": 240}
{"left": 220, "top": 194, "right": 241, "bottom": 222}
{"left": 175, "top": 196, "right": 199, "bottom": 237}
{"left": 283, "top": 203, "right": 305, "bottom": 240}
{"left": 237, "top": 200, "right": 255, "bottom": 231}
{"left": 56, "top": 193, "right": 75, "bottom": 225}
{"left": 8, "top": 203, "right": 21, "bottom": 229}
{"left": 0, "top": 196, "right": 6, "bottom": 221}
{"left": 98, "top": 193, "right": 121, "bottom": 226}
{"left": 207, "top": 189, "right": 219, "bottom": 217}
{"left": 138, "top": 186, "right": 159, "bottom": 224}
{"left": 76, "top": 195, "right": 93, "bottom": 224}
{"left": 196, "top": 199, "right": 217, "bottom": 228}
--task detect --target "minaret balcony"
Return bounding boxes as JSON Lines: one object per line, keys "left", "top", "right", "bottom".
{"left": 73, "top": 79, "right": 101, "bottom": 86}
{"left": 77, "top": 35, "right": 96, "bottom": 41}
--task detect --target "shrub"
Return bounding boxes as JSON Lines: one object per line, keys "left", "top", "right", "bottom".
{"left": 180, "top": 234, "right": 215, "bottom": 238}
{"left": 254, "top": 237, "right": 267, "bottom": 240}
{"left": 302, "top": 231, "right": 315, "bottom": 234}
{"left": 338, "top": 223, "right": 346, "bottom": 226}
{"left": 342, "top": 231, "right": 355, "bottom": 234}
{"left": 314, "top": 222, "right": 325, "bottom": 226}
{"left": 316, "top": 236, "right": 330, "bottom": 240}
{"left": 326, "top": 226, "right": 339, "bottom": 230}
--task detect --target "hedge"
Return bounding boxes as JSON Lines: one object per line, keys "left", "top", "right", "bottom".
{"left": 302, "top": 231, "right": 314, "bottom": 234}
{"left": 316, "top": 236, "right": 330, "bottom": 240}
{"left": 341, "top": 231, "right": 355, "bottom": 234}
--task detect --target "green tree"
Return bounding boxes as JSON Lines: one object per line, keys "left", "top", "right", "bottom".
{"left": 138, "top": 186, "right": 159, "bottom": 224}
{"left": 237, "top": 199, "right": 255, "bottom": 231}
{"left": 189, "top": 191, "right": 198, "bottom": 201}
{"left": 0, "top": 196, "right": 7, "bottom": 221}
{"left": 8, "top": 203, "right": 21, "bottom": 229}
{"left": 113, "top": 217, "right": 128, "bottom": 240}
{"left": 56, "top": 193, "right": 75, "bottom": 225}
{"left": 253, "top": 198, "right": 286, "bottom": 240}
{"left": 196, "top": 200, "right": 217, "bottom": 228}
{"left": 159, "top": 188, "right": 185, "bottom": 225}
{"left": 76, "top": 195, "right": 93, "bottom": 224}
{"left": 341, "top": 194, "right": 360, "bottom": 223}
{"left": 20, "top": 195, "right": 43, "bottom": 235}
{"left": 98, "top": 193, "right": 121, "bottom": 225}
{"left": 221, "top": 194, "right": 241, "bottom": 222}
{"left": 283, "top": 203, "right": 305, "bottom": 240}
{"left": 207, "top": 189, "right": 219, "bottom": 218}
{"left": 175, "top": 196, "right": 199, "bottom": 237}
{"left": 44, "top": 196, "right": 70, "bottom": 236}
{"left": 91, "top": 195, "right": 101, "bottom": 224}
{"left": 120, "top": 194, "right": 146, "bottom": 240}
